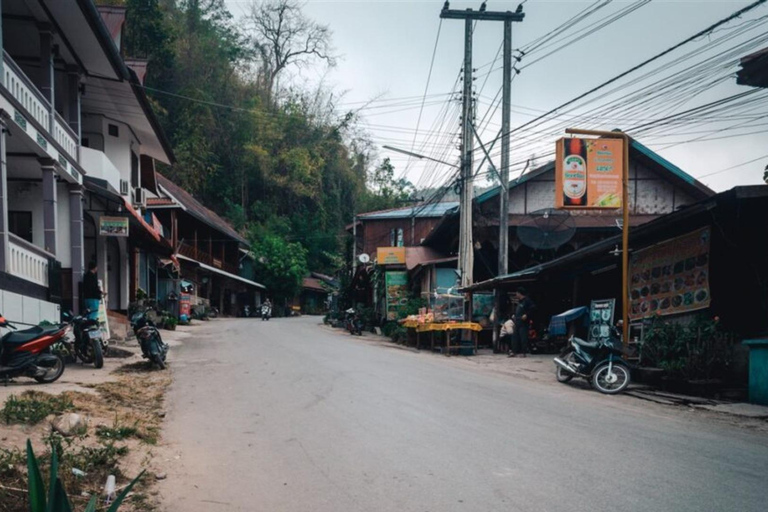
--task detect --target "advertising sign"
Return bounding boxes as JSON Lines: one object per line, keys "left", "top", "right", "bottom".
{"left": 377, "top": 247, "right": 406, "bottom": 265}
{"left": 555, "top": 137, "right": 623, "bottom": 209}
{"left": 629, "top": 227, "right": 711, "bottom": 320}
{"left": 588, "top": 299, "right": 615, "bottom": 343}
{"left": 472, "top": 293, "right": 495, "bottom": 327}
{"left": 99, "top": 216, "right": 129, "bottom": 237}
{"left": 385, "top": 271, "right": 408, "bottom": 321}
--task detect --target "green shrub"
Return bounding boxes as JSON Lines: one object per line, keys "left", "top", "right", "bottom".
{"left": 26, "top": 439, "right": 142, "bottom": 512}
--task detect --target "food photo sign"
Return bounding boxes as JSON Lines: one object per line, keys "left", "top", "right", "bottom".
{"left": 629, "top": 227, "right": 711, "bottom": 320}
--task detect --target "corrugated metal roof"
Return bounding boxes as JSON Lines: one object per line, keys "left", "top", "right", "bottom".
{"left": 358, "top": 202, "right": 459, "bottom": 220}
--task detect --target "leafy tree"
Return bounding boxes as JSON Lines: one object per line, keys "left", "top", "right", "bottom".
{"left": 249, "top": 233, "right": 309, "bottom": 303}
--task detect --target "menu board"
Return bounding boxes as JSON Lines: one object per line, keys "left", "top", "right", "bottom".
{"left": 385, "top": 271, "right": 409, "bottom": 321}
{"left": 629, "top": 227, "right": 711, "bottom": 320}
{"left": 589, "top": 299, "right": 615, "bottom": 343}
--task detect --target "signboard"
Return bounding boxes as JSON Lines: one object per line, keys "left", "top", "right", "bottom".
{"left": 629, "top": 227, "right": 711, "bottom": 320}
{"left": 377, "top": 247, "right": 406, "bottom": 265}
{"left": 99, "top": 216, "right": 129, "bottom": 237}
{"left": 589, "top": 299, "right": 615, "bottom": 343}
{"left": 555, "top": 137, "right": 623, "bottom": 209}
{"left": 385, "top": 271, "right": 408, "bottom": 321}
{"left": 472, "top": 293, "right": 495, "bottom": 327}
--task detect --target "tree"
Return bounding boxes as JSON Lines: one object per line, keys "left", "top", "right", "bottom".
{"left": 249, "top": 233, "right": 309, "bottom": 304}
{"left": 245, "top": 0, "right": 336, "bottom": 99}
{"left": 359, "top": 158, "right": 415, "bottom": 212}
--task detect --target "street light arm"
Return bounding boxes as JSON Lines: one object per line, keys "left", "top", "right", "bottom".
{"left": 382, "top": 145, "right": 460, "bottom": 169}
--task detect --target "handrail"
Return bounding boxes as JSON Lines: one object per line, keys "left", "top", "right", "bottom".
{"left": 9, "top": 232, "right": 55, "bottom": 260}
{"left": 2, "top": 50, "right": 51, "bottom": 110}
{"left": 54, "top": 110, "right": 78, "bottom": 141}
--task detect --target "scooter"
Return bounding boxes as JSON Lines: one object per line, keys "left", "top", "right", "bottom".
{"left": 242, "top": 304, "right": 252, "bottom": 318}
{"left": 553, "top": 326, "right": 631, "bottom": 394}
{"left": 345, "top": 308, "right": 362, "bottom": 336}
{"left": 0, "top": 314, "right": 69, "bottom": 384}
{"left": 59, "top": 310, "right": 107, "bottom": 369}
{"left": 261, "top": 304, "right": 272, "bottom": 321}
{"left": 130, "top": 310, "right": 169, "bottom": 370}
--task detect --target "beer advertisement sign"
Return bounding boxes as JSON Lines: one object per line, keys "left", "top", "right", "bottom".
{"left": 555, "top": 137, "right": 623, "bottom": 209}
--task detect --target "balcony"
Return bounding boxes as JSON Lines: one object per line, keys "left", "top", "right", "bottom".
{"left": 178, "top": 241, "right": 240, "bottom": 276}
{"left": 9, "top": 234, "right": 51, "bottom": 287}
{"left": 2, "top": 51, "right": 79, "bottom": 162}
{"left": 80, "top": 146, "right": 122, "bottom": 193}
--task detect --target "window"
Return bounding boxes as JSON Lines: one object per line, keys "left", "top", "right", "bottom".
{"left": 389, "top": 227, "right": 405, "bottom": 247}
{"left": 82, "top": 137, "right": 90, "bottom": 148}
{"left": 9, "top": 212, "right": 33, "bottom": 243}
{"left": 108, "top": 124, "right": 119, "bottom": 137}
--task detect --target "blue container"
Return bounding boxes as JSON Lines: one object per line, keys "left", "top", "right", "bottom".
{"left": 743, "top": 339, "right": 768, "bottom": 405}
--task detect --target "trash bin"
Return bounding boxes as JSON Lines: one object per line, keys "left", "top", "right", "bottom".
{"left": 743, "top": 339, "right": 768, "bottom": 405}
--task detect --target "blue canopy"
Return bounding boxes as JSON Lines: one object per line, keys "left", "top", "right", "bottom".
{"left": 548, "top": 306, "right": 589, "bottom": 336}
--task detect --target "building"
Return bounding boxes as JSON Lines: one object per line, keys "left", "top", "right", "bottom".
{"left": 0, "top": 0, "right": 172, "bottom": 324}
{"left": 148, "top": 173, "right": 265, "bottom": 317}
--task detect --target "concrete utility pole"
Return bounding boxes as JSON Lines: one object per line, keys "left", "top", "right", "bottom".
{"left": 441, "top": 3, "right": 524, "bottom": 328}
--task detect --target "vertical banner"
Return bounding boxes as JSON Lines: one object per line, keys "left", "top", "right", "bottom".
{"left": 97, "top": 281, "right": 111, "bottom": 340}
{"left": 555, "top": 137, "right": 623, "bottom": 209}
{"left": 629, "top": 227, "right": 711, "bottom": 319}
{"left": 588, "top": 299, "right": 615, "bottom": 343}
{"left": 385, "top": 271, "right": 408, "bottom": 321}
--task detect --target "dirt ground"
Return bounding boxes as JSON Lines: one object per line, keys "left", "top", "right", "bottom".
{"left": 0, "top": 325, "right": 192, "bottom": 512}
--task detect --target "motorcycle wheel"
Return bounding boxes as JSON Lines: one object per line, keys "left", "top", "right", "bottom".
{"left": 152, "top": 352, "right": 166, "bottom": 370}
{"left": 592, "top": 362, "right": 631, "bottom": 394}
{"left": 92, "top": 339, "right": 104, "bottom": 369}
{"left": 556, "top": 350, "right": 576, "bottom": 383}
{"left": 76, "top": 339, "right": 94, "bottom": 364}
{"left": 34, "top": 354, "right": 65, "bottom": 383}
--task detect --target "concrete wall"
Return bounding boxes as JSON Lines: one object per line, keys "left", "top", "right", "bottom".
{"left": 7, "top": 181, "right": 71, "bottom": 265}
{"left": 82, "top": 115, "right": 140, "bottom": 187}
{"left": 0, "top": 289, "right": 60, "bottom": 328}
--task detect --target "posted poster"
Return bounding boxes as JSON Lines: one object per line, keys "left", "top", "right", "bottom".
{"left": 588, "top": 299, "right": 615, "bottom": 343}
{"left": 99, "top": 216, "right": 129, "bottom": 237}
{"left": 555, "top": 137, "right": 623, "bottom": 209}
{"left": 385, "top": 271, "right": 409, "bottom": 321}
{"left": 629, "top": 227, "right": 711, "bottom": 320}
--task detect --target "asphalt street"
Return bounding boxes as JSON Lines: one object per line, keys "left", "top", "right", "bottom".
{"left": 159, "top": 316, "right": 768, "bottom": 512}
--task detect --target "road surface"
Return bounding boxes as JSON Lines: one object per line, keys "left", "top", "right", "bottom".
{"left": 159, "top": 317, "right": 768, "bottom": 512}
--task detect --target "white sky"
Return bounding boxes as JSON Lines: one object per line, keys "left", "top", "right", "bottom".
{"left": 224, "top": 0, "right": 768, "bottom": 193}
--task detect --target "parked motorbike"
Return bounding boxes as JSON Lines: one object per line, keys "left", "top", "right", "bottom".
{"left": 345, "top": 308, "right": 362, "bottom": 336}
{"left": 0, "top": 314, "right": 69, "bottom": 384}
{"left": 130, "top": 310, "right": 169, "bottom": 369}
{"left": 242, "top": 304, "right": 251, "bottom": 318}
{"left": 59, "top": 310, "right": 107, "bottom": 369}
{"left": 553, "top": 326, "right": 631, "bottom": 394}
{"left": 261, "top": 304, "right": 272, "bottom": 321}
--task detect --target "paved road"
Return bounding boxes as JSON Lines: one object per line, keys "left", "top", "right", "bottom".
{"left": 160, "top": 317, "right": 768, "bottom": 512}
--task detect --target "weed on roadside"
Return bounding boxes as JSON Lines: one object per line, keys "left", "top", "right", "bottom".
{"left": 1, "top": 391, "right": 74, "bottom": 425}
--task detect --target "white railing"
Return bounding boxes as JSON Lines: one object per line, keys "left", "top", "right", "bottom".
{"left": 80, "top": 146, "right": 123, "bottom": 193}
{"left": 9, "top": 235, "right": 50, "bottom": 287}
{"left": 3, "top": 51, "right": 50, "bottom": 130}
{"left": 54, "top": 112, "right": 78, "bottom": 161}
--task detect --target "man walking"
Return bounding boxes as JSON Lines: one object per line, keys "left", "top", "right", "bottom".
{"left": 509, "top": 287, "right": 535, "bottom": 358}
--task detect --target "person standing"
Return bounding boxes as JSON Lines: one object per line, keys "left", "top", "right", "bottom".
{"left": 509, "top": 287, "right": 535, "bottom": 358}
{"left": 499, "top": 314, "right": 515, "bottom": 354}
{"left": 82, "top": 262, "right": 102, "bottom": 321}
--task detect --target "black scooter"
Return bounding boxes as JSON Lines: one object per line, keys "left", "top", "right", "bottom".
{"left": 553, "top": 327, "right": 631, "bottom": 394}
{"left": 261, "top": 304, "right": 272, "bottom": 321}
{"left": 345, "top": 309, "right": 362, "bottom": 336}
{"left": 130, "top": 310, "right": 169, "bottom": 369}
{"left": 59, "top": 310, "right": 107, "bottom": 369}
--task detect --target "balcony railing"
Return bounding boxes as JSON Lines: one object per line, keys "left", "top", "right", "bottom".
{"left": 54, "top": 111, "right": 78, "bottom": 161}
{"left": 178, "top": 241, "right": 240, "bottom": 276}
{"left": 3, "top": 51, "right": 50, "bottom": 130}
{"left": 81, "top": 147, "right": 122, "bottom": 193}
{"left": 9, "top": 234, "right": 50, "bottom": 287}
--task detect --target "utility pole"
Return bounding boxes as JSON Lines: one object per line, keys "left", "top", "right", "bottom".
{"left": 441, "top": 2, "right": 525, "bottom": 330}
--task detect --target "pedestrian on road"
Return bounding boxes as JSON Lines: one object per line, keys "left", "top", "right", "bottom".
{"left": 509, "top": 287, "right": 535, "bottom": 358}
{"left": 499, "top": 314, "right": 515, "bottom": 354}
{"left": 82, "top": 261, "right": 102, "bottom": 321}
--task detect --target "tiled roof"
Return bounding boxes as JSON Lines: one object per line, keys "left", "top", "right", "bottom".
{"left": 147, "top": 197, "right": 175, "bottom": 206}
{"left": 155, "top": 173, "right": 247, "bottom": 245}
{"left": 358, "top": 202, "right": 459, "bottom": 220}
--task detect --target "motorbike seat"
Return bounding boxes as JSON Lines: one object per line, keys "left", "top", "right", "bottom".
{"left": 2, "top": 325, "right": 61, "bottom": 345}
{"left": 572, "top": 337, "right": 600, "bottom": 349}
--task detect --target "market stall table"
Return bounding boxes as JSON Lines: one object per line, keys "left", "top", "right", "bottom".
{"left": 402, "top": 321, "right": 483, "bottom": 355}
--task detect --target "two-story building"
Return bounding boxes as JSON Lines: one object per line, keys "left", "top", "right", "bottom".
{"left": 148, "top": 173, "right": 264, "bottom": 317}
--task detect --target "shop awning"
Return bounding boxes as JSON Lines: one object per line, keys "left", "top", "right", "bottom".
{"left": 548, "top": 306, "right": 589, "bottom": 336}
{"left": 177, "top": 254, "right": 265, "bottom": 289}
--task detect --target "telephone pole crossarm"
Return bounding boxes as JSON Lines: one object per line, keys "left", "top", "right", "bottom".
{"left": 440, "top": 9, "right": 525, "bottom": 22}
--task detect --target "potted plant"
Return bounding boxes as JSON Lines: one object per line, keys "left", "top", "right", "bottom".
{"left": 136, "top": 287, "right": 147, "bottom": 306}
{"left": 164, "top": 316, "right": 178, "bottom": 331}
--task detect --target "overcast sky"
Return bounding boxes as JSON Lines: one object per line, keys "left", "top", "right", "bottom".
{"left": 224, "top": 1, "right": 768, "bottom": 193}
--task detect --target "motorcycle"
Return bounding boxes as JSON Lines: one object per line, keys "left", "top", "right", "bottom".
{"left": 345, "top": 308, "right": 362, "bottom": 336}
{"left": 242, "top": 304, "right": 251, "bottom": 318}
{"left": 130, "top": 310, "right": 169, "bottom": 370}
{"left": 553, "top": 326, "right": 631, "bottom": 394}
{"left": 59, "top": 310, "right": 107, "bottom": 369}
{"left": 0, "top": 314, "right": 69, "bottom": 384}
{"left": 261, "top": 304, "right": 272, "bottom": 321}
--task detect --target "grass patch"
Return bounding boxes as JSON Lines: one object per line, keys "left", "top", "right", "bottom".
{"left": 96, "top": 422, "right": 140, "bottom": 441}
{"left": 1, "top": 391, "right": 74, "bottom": 425}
